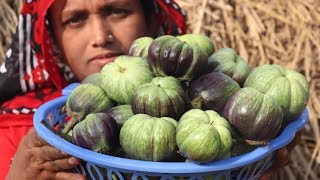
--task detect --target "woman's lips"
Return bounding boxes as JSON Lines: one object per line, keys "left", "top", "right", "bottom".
{"left": 89, "top": 53, "right": 121, "bottom": 67}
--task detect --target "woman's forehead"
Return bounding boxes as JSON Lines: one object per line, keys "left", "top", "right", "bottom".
{"left": 51, "top": 0, "right": 141, "bottom": 11}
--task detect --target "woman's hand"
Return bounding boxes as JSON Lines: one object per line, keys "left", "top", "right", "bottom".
{"left": 6, "top": 128, "right": 86, "bottom": 180}
{"left": 259, "top": 130, "right": 303, "bottom": 180}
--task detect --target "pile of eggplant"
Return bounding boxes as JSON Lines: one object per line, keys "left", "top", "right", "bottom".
{"left": 59, "top": 34, "right": 309, "bottom": 164}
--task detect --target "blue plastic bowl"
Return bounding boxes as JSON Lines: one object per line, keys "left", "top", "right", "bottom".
{"left": 34, "top": 83, "right": 309, "bottom": 180}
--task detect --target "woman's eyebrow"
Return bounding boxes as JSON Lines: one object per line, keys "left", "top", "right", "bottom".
{"left": 98, "top": 1, "right": 132, "bottom": 11}
{"left": 62, "top": 9, "right": 87, "bottom": 19}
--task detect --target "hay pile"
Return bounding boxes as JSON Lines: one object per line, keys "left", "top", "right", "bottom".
{"left": 176, "top": 0, "right": 320, "bottom": 179}
{"left": 0, "top": 0, "right": 319, "bottom": 179}
{"left": 0, "top": 0, "right": 21, "bottom": 62}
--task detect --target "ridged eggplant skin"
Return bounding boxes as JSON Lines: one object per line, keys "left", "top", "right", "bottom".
{"left": 176, "top": 34, "right": 215, "bottom": 57}
{"left": 81, "top": 73, "right": 102, "bottom": 87}
{"left": 207, "top": 48, "right": 251, "bottom": 86}
{"left": 101, "top": 55, "right": 154, "bottom": 104}
{"left": 107, "top": 105, "right": 134, "bottom": 128}
{"left": 147, "top": 35, "right": 208, "bottom": 82}
{"left": 188, "top": 72, "right": 241, "bottom": 113}
{"left": 119, "top": 114, "right": 178, "bottom": 161}
{"left": 72, "top": 113, "right": 120, "bottom": 154}
{"left": 176, "top": 109, "right": 232, "bottom": 163}
{"left": 222, "top": 87, "right": 283, "bottom": 142}
{"left": 244, "top": 64, "right": 309, "bottom": 126}
{"left": 128, "top": 36, "right": 153, "bottom": 59}
{"left": 131, "top": 76, "right": 186, "bottom": 119}
{"left": 65, "top": 84, "right": 113, "bottom": 119}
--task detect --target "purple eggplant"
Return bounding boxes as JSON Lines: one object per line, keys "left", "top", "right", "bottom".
{"left": 107, "top": 105, "right": 134, "bottom": 128}
{"left": 188, "top": 72, "right": 241, "bottom": 113}
{"left": 72, "top": 112, "right": 120, "bottom": 154}
{"left": 147, "top": 35, "right": 208, "bottom": 82}
{"left": 223, "top": 87, "right": 283, "bottom": 142}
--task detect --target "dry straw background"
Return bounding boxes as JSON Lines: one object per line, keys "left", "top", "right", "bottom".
{"left": 0, "top": 0, "right": 319, "bottom": 179}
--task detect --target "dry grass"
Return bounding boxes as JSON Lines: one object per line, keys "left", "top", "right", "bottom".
{"left": 176, "top": 0, "right": 320, "bottom": 179}
{"left": 1, "top": 0, "right": 319, "bottom": 179}
{"left": 0, "top": 0, "right": 21, "bottom": 62}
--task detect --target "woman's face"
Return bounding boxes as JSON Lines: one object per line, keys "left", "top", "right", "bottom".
{"left": 49, "top": 0, "right": 150, "bottom": 81}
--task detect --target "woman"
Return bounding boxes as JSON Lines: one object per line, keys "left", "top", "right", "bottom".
{"left": 1, "top": 0, "right": 297, "bottom": 179}
{"left": 1, "top": 0, "right": 186, "bottom": 179}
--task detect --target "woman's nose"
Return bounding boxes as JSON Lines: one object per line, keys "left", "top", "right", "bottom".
{"left": 91, "top": 18, "right": 113, "bottom": 47}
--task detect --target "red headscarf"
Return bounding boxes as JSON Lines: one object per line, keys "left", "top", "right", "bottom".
{"left": 0, "top": 0, "right": 187, "bottom": 116}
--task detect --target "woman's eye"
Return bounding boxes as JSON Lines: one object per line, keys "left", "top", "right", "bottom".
{"left": 64, "top": 15, "right": 86, "bottom": 27}
{"left": 112, "top": 9, "right": 128, "bottom": 15}
{"left": 104, "top": 8, "right": 129, "bottom": 18}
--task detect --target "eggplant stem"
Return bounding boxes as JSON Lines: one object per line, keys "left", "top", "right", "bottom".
{"left": 40, "top": 119, "right": 72, "bottom": 142}
{"left": 61, "top": 106, "right": 67, "bottom": 113}
{"left": 62, "top": 117, "right": 78, "bottom": 134}
{"left": 191, "top": 96, "right": 203, "bottom": 109}
{"left": 245, "top": 139, "right": 269, "bottom": 146}
{"left": 62, "top": 113, "right": 84, "bottom": 134}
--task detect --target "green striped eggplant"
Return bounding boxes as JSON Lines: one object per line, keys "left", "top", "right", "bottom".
{"left": 207, "top": 48, "right": 251, "bottom": 86}
{"left": 176, "top": 109, "right": 232, "bottom": 163}
{"left": 128, "top": 36, "right": 153, "bottom": 59}
{"left": 244, "top": 64, "right": 309, "bottom": 126}
{"left": 131, "top": 76, "right": 186, "bottom": 119}
{"left": 120, "top": 114, "right": 178, "bottom": 161}
{"left": 81, "top": 73, "right": 102, "bottom": 87}
{"left": 176, "top": 34, "right": 215, "bottom": 57}
{"left": 63, "top": 84, "right": 114, "bottom": 133}
{"left": 101, "top": 55, "right": 154, "bottom": 105}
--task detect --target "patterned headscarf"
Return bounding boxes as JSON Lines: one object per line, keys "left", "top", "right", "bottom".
{"left": 0, "top": 0, "right": 186, "bottom": 115}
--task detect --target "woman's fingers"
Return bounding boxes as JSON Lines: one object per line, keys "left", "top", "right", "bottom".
{"left": 54, "top": 172, "right": 86, "bottom": 180}
{"left": 260, "top": 129, "right": 304, "bottom": 180}
{"left": 25, "top": 128, "right": 79, "bottom": 163}
{"left": 25, "top": 128, "right": 82, "bottom": 172}
{"left": 273, "top": 147, "right": 290, "bottom": 168}
{"left": 259, "top": 147, "right": 289, "bottom": 180}
{"left": 28, "top": 131, "right": 82, "bottom": 171}
{"left": 24, "top": 128, "right": 49, "bottom": 147}
{"left": 7, "top": 128, "right": 85, "bottom": 180}
{"left": 41, "top": 156, "right": 81, "bottom": 172}
{"left": 32, "top": 144, "right": 71, "bottom": 161}
{"left": 38, "top": 171, "right": 86, "bottom": 180}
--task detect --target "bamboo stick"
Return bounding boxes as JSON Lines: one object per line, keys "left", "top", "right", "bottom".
{"left": 304, "top": 145, "right": 320, "bottom": 180}
{"left": 193, "top": 0, "right": 208, "bottom": 34}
